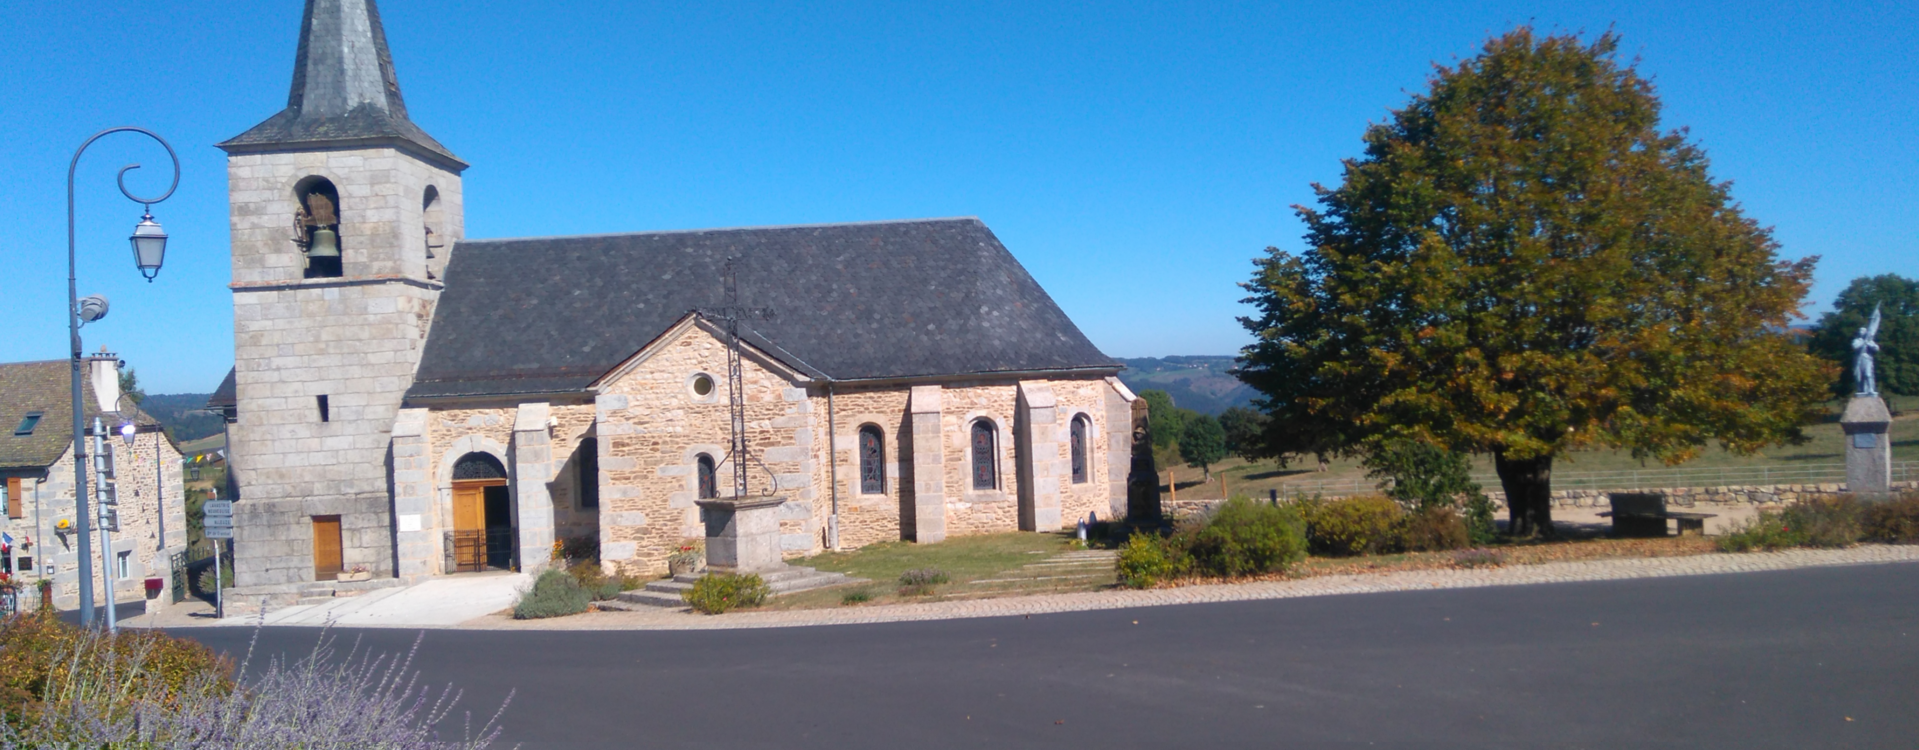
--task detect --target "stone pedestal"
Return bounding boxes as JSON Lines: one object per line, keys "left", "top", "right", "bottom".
{"left": 698, "top": 496, "right": 787, "bottom": 573}
{"left": 1841, "top": 396, "right": 1892, "bottom": 499}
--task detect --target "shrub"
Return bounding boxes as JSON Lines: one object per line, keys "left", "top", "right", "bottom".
{"left": 841, "top": 589, "right": 872, "bottom": 605}
{"left": 1304, "top": 495, "right": 1405, "bottom": 556}
{"left": 564, "top": 561, "right": 640, "bottom": 601}
{"left": 1401, "top": 507, "right": 1471, "bottom": 552}
{"left": 0, "top": 612, "right": 234, "bottom": 730}
{"left": 1452, "top": 548, "right": 1504, "bottom": 568}
{"left": 513, "top": 569, "right": 591, "bottom": 619}
{"left": 1115, "top": 533, "right": 1188, "bottom": 589}
{"left": 1364, "top": 438, "right": 1484, "bottom": 512}
{"left": 1186, "top": 498, "right": 1307, "bottom": 577}
{"left": 194, "top": 561, "right": 234, "bottom": 598}
{"left": 1462, "top": 492, "right": 1499, "bottom": 545}
{"left": 1781, "top": 496, "right": 1864, "bottom": 548}
{"left": 0, "top": 615, "right": 505, "bottom": 747}
{"left": 1717, "top": 511, "right": 1802, "bottom": 552}
{"left": 897, "top": 568, "right": 951, "bottom": 596}
{"left": 683, "top": 573, "right": 770, "bottom": 614}
{"left": 1864, "top": 493, "right": 1919, "bottom": 542}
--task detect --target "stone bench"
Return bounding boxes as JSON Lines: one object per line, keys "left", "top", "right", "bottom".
{"left": 1596, "top": 492, "right": 1716, "bottom": 537}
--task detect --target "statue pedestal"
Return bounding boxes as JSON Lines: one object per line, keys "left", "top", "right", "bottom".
{"left": 697, "top": 496, "right": 787, "bottom": 574}
{"left": 1841, "top": 396, "right": 1892, "bottom": 499}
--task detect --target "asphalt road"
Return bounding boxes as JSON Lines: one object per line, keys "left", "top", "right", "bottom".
{"left": 168, "top": 562, "right": 1919, "bottom": 749}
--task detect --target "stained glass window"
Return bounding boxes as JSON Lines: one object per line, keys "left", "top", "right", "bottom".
{"left": 859, "top": 426, "right": 884, "bottom": 494}
{"left": 971, "top": 421, "right": 996, "bottom": 490}
{"left": 1071, "top": 416, "right": 1088, "bottom": 484}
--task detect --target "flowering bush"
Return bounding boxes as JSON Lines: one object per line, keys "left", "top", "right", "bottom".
{"left": 1864, "top": 493, "right": 1919, "bottom": 542}
{"left": 683, "top": 573, "right": 770, "bottom": 614}
{"left": 0, "top": 614, "right": 503, "bottom": 747}
{"left": 1115, "top": 533, "right": 1189, "bottom": 589}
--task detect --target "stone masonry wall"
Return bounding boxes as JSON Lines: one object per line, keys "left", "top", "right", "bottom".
{"left": 595, "top": 324, "right": 817, "bottom": 577}
{"left": 1050, "top": 378, "right": 1115, "bottom": 528}
{"left": 4, "top": 436, "right": 186, "bottom": 611}
{"left": 937, "top": 382, "right": 1020, "bottom": 536}
{"left": 1164, "top": 481, "right": 1919, "bottom": 521}
{"left": 817, "top": 384, "right": 912, "bottom": 549}
{"left": 226, "top": 146, "right": 463, "bottom": 589}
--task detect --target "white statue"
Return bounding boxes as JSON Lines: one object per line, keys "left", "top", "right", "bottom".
{"left": 1852, "top": 303, "right": 1882, "bottom": 397}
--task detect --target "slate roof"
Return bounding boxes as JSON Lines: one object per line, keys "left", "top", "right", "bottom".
{"left": 0, "top": 360, "right": 160, "bottom": 472}
{"left": 207, "top": 368, "right": 237, "bottom": 411}
{"left": 218, "top": 0, "right": 464, "bottom": 171}
{"left": 406, "top": 218, "right": 1119, "bottom": 400}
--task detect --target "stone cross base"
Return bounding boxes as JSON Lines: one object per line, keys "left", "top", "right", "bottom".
{"left": 697, "top": 496, "right": 787, "bottom": 574}
{"left": 1841, "top": 396, "right": 1893, "bottom": 499}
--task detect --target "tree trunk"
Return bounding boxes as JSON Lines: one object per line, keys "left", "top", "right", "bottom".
{"left": 1494, "top": 451, "right": 1556, "bottom": 539}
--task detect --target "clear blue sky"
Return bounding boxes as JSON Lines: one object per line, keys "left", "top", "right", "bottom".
{"left": 2, "top": 1, "right": 1912, "bottom": 394}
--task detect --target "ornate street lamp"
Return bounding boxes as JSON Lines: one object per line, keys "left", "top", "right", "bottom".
{"left": 66, "top": 127, "right": 179, "bottom": 626}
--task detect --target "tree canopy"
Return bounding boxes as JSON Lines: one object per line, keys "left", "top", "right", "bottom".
{"left": 1807, "top": 274, "right": 1917, "bottom": 397}
{"left": 1237, "top": 29, "right": 1831, "bottom": 537}
{"left": 1179, "top": 414, "right": 1228, "bottom": 480}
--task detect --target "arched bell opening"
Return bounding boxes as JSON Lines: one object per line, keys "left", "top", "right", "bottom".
{"left": 293, "top": 176, "right": 344, "bottom": 279}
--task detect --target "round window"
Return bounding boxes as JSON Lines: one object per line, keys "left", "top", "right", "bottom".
{"left": 692, "top": 374, "right": 714, "bottom": 397}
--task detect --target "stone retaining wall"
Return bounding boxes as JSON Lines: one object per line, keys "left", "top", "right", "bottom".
{"left": 1162, "top": 481, "right": 1919, "bottom": 519}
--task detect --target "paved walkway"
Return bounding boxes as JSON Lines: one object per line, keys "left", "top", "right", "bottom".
{"left": 460, "top": 544, "right": 1919, "bottom": 631}
{"left": 193, "top": 571, "right": 528, "bottom": 628}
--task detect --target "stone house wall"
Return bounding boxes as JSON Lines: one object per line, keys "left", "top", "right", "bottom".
{"left": 3, "top": 435, "right": 186, "bottom": 611}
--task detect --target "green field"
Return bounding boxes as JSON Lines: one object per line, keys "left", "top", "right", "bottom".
{"left": 1168, "top": 396, "right": 1918, "bottom": 499}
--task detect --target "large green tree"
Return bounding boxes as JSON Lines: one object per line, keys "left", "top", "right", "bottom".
{"left": 1179, "top": 414, "right": 1229, "bottom": 481}
{"left": 1237, "top": 29, "right": 1831, "bottom": 537}
{"left": 1807, "top": 274, "right": 1917, "bottom": 397}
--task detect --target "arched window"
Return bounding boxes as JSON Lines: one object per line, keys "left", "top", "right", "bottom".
{"left": 294, "top": 177, "right": 343, "bottom": 279}
{"left": 697, "top": 454, "right": 718, "bottom": 499}
{"left": 858, "top": 425, "right": 885, "bottom": 494}
{"left": 971, "top": 420, "right": 997, "bottom": 490}
{"left": 1071, "top": 415, "right": 1089, "bottom": 484}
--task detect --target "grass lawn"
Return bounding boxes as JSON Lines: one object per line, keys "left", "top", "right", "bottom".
{"left": 748, "top": 527, "right": 1727, "bottom": 612}
{"left": 765, "top": 532, "right": 1111, "bottom": 610}
{"left": 1170, "top": 396, "right": 1918, "bottom": 501}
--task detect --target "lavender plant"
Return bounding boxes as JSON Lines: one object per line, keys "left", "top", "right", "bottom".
{"left": 0, "top": 619, "right": 510, "bottom": 749}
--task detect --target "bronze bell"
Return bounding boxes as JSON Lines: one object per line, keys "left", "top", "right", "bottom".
{"left": 308, "top": 227, "right": 340, "bottom": 258}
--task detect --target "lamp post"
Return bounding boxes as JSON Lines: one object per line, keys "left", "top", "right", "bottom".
{"left": 67, "top": 127, "right": 178, "bottom": 627}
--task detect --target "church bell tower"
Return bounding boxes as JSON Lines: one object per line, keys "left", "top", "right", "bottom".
{"left": 217, "top": 0, "right": 466, "bottom": 590}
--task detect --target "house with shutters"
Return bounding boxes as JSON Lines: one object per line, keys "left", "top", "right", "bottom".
{"left": 210, "top": 0, "right": 1152, "bottom": 606}
{"left": 0, "top": 355, "right": 187, "bottom": 611}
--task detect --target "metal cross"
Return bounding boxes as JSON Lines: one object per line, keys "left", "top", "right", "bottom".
{"left": 695, "top": 257, "right": 775, "bottom": 499}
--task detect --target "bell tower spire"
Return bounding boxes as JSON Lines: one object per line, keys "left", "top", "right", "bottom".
{"left": 220, "top": 0, "right": 464, "bottom": 172}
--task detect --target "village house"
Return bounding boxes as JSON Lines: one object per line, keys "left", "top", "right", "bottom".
{"left": 0, "top": 355, "right": 188, "bottom": 611}
{"left": 212, "top": 0, "right": 1145, "bottom": 606}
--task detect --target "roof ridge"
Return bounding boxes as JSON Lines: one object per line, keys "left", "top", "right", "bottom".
{"left": 458, "top": 216, "right": 984, "bottom": 245}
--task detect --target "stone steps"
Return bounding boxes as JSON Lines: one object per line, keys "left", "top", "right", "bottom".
{"left": 609, "top": 566, "right": 863, "bottom": 609}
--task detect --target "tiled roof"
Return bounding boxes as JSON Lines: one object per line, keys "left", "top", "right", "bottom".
{"left": 218, "top": 0, "right": 464, "bottom": 171}
{"left": 405, "top": 218, "right": 1119, "bottom": 400}
{"left": 0, "top": 360, "right": 160, "bottom": 471}
{"left": 207, "top": 368, "right": 237, "bottom": 410}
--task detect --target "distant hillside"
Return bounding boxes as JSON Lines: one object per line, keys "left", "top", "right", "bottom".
{"left": 138, "top": 393, "right": 225, "bottom": 443}
{"left": 1114, "top": 356, "right": 1258, "bottom": 415}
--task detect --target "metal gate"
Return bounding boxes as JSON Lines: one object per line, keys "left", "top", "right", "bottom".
{"left": 169, "top": 550, "right": 188, "bottom": 603}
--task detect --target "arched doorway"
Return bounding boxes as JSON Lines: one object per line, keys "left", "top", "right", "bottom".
{"left": 450, "top": 453, "right": 512, "bottom": 572}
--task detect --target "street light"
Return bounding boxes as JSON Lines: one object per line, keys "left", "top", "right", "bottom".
{"left": 67, "top": 127, "right": 179, "bottom": 627}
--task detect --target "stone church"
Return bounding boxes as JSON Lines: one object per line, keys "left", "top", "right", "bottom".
{"left": 212, "top": 0, "right": 1142, "bottom": 602}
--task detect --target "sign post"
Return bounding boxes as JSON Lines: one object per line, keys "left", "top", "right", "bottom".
{"left": 203, "top": 497, "right": 233, "bottom": 619}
